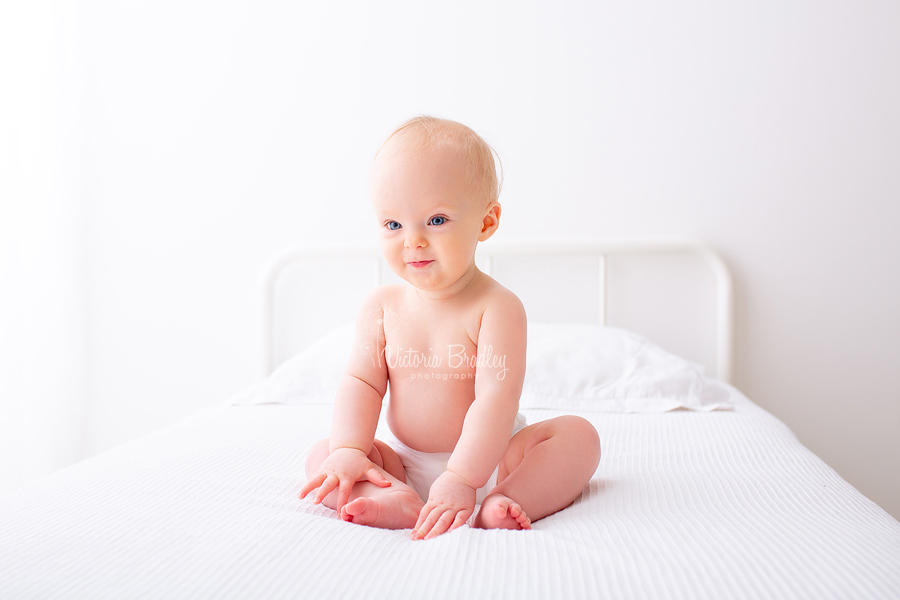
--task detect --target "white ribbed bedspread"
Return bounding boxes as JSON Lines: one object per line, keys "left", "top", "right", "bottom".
{"left": 2, "top": 393, "right": 899, "bottom": 599}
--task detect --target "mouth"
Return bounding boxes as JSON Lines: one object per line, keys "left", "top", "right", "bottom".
{"left": 407, "top": 260, "right": 434, "bottom": 269}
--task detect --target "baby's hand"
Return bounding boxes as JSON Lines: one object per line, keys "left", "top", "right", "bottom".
{"left": 299, "top": 447, "right": 391, "bottom": 512}
{"left": 411, "top": 470, "right": 476, "bottom": 540}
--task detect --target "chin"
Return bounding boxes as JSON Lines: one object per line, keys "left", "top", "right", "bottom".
{"left": 405, "top": 276, "right": 440, "bottom": 290}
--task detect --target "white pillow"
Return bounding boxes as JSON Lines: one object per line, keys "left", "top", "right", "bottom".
{"left": 240, "top": 322, "right": 732, "bottom": 412}
{"left": 240, "top": 322, "right": 354, "bottom": 405}
{"left": 521, "top": 323, "right": 733, "bottom": 412}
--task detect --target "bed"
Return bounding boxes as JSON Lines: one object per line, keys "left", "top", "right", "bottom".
{"left": 2, "top": 239, "right": 899, "bottom": 599}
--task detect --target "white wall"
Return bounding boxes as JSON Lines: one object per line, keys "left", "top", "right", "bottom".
{"left": 1, "top": 1, "right": 86, "bottom": 494}
{"left": 4, "top": 0, "right": 898, "bottom": 519}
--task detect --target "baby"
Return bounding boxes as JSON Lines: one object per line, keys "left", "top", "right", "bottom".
{"left": 299, "top": 116, "right": 601, "bottom": 540}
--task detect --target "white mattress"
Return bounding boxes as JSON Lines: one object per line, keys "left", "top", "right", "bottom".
{"left": 2, "top": 388, "right": 899, "bottom": 599}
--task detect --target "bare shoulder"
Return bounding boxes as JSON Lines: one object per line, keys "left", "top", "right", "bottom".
{"left": 359, "top": 284, "right": 404, "bottom": 312}
{"left": 468, "top": 274, "right": 526, "bottom": 350}
{"left": 478, "top": 274, "right": 526, "bottom": 319}
{"left": 471, "top": 274, "right": 527, "bottom": 384}
{"left": 352, "top": 285, "right": 405, "bottom": 341}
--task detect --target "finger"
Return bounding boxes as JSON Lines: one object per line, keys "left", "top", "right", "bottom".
{"left": 298, "top": 473, "right": 327, "bottom": 499}
{"left": 448, "top": 510, "right": 471, "bottom": 533}
{"left": 424, "top": 510, "right": 457, "bottom": 540}
{"left": 299, "top": 472, "right": 326, "bottom": 498}
{"left": 414, "top": 507, "right": 448, "bottom": 540}
{"left": 313, "top": 473, "right": 339, "bottom": 504}
{"left": 413, "top": 502, "right": 436, "bottom": 534}
{"left": 335, "top": 478, "right": 355, "bottom": 513}
{"left": 366, "top": 467, "right": 392, "bottom": 488}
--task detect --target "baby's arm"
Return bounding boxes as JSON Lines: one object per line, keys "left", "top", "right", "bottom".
{"left": 413, "top": 290, "right": 527, "bottom": 539}
{"left": 299, "top": 290, "right": 392, "bottom": 511}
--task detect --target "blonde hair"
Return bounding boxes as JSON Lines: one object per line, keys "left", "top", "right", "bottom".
{"left": 377, "top": 115, "right": 503, "bottom": 206}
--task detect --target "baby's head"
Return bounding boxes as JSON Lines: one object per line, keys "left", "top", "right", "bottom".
{"left": 376, "top": 116, "right": 502, "bottom": 208}
{"left": 371, "top": 117, "right": 503, "bottom": 295}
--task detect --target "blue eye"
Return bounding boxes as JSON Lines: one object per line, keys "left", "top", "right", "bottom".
{"left": 429, "top": 216, "right": 447, "bottom": 226}
{"left": 386, "top": 221, "right": 402, "bottom": 231}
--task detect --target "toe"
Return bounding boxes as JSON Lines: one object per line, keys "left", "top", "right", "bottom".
{"left": 342, "top": 499, "right": 365, "bottom": 519}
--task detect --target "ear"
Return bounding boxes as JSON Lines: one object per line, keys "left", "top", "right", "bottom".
{"left": 478, "top": 202, "right": 501, "bottom": 242}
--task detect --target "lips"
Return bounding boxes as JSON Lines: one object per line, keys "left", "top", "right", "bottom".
{"left": 407, "top": 260, "right": 434, "bottom": 268}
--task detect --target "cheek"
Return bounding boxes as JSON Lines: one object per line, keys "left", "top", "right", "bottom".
{"left": 445, "top": 234, "right": 476, "bottom": 262}
{"left": 379, "top": 237, "right": 398, "bottom": 258}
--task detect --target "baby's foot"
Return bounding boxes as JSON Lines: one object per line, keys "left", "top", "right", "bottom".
{"left": 341, "top": 488, "right": 423, "bottom": 530}
{"left": 473, "top": 493, "right": 532, "bottom": 530}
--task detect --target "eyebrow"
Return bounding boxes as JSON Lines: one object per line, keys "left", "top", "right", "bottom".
{"left": 425, "top": 206, "right": 456, "bottom": 214}
{"left": 374, "top": 204, "right": 458, "bottom": 217}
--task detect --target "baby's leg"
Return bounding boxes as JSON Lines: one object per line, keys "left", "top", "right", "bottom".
{"left": 303, "top": 438, "right": 423, "bottom": 529}
{"left": 473, "top": 416, "right": 600, "bottom": 530}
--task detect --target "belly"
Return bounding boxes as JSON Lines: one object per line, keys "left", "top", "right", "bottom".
{"left": 386, "top": 367, "right": 476, "bottom": 452}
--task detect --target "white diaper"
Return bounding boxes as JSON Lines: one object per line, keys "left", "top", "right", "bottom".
{"left": 385, "top": 412, "right": 528, "bottom": 506}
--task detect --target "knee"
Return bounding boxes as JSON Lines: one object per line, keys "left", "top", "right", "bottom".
{"left": 557, "top": 416, "right": 601, "bottom": 465}
{"left": 304, "top": 438, "right": 332, "bottom": 475}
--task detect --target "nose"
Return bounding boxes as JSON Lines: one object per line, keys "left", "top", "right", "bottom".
{"left": 403, "top": 227, "right": 427, "bottom": 250}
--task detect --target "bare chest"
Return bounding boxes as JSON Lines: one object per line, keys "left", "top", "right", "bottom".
{"left": 381, "top": 305, "right": 480, "bottom": 377}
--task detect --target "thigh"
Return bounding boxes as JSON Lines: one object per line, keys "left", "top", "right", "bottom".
{"left": 370, "top": 439, "right": 408, "bottom": 484}
{"left": 495, "top": 415, "right": 598, "bottom": 484}
{"left": 495, "top": 419, "right": 555, "bottom": 483}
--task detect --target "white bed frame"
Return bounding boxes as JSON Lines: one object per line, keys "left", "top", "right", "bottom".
{"left": 260, "top": 238, "right": 734, "bottom": 383}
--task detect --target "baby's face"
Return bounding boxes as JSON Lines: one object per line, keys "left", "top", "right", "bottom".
{"left": 371, "top": 141, "right": 495, "bottom": 297}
